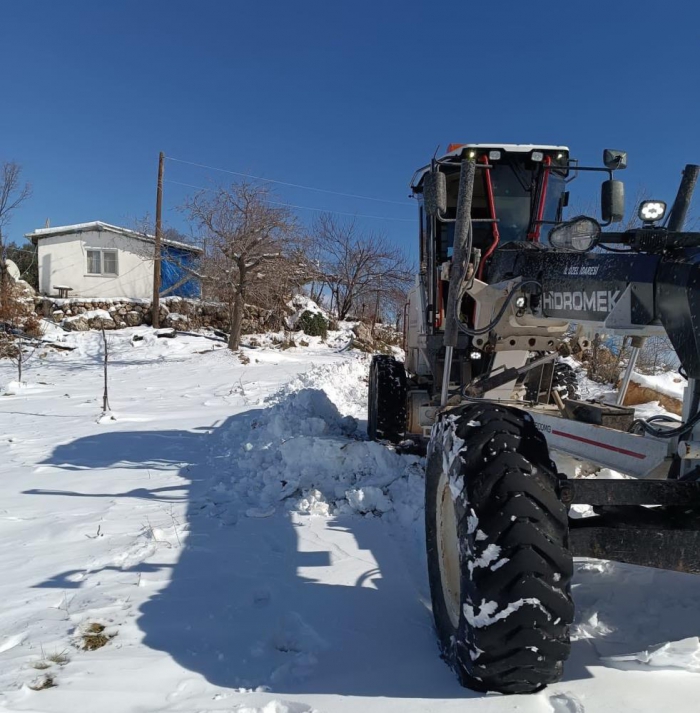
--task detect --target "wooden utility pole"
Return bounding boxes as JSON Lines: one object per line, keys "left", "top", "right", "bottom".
{"left": 152, "top": 151, "right": 165, "bottom": 328}
{"left": 371, "top": 275, "right": 382, "bottom": 336}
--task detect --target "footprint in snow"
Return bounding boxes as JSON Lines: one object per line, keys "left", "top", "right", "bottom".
{"left": 548, "top": 693, "right": 585, "bottom": 713}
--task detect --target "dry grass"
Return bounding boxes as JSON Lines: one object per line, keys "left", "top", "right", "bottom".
{"left": 47, "top": 651, "right": 70, "bottom": 665}
{"left": 81, "top": 622, "right": 116, "bottom": 651}
{"left": 31, "top": 648, "right": 70, "bottom": 670}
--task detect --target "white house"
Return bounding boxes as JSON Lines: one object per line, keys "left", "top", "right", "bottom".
{"left": 27, "top": 221, "right": 202, "bottom": 300}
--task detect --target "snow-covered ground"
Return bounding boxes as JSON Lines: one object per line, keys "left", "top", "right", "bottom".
{"left": 0, "top": 326, "right": 699, "bottom": 713}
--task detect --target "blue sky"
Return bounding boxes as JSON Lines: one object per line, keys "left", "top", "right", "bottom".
{"left": 2, "top": 0, "right": 698, "bottom": 257}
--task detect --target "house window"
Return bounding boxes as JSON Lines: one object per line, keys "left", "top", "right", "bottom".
{"left": 102, "top": 251, "right": 118, "bottom": 275}
{"left": 87, "top": 250, "right": 101, "bottom": 274}
{"left": 86, "top": 249, "right": 118, "bottom": 276}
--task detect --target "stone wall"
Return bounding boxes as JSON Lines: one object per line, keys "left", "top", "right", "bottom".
{"left": 36, "top": 296, "right": 283, "bottom": 334}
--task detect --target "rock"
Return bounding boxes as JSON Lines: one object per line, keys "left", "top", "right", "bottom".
{"left": 88, "top": 315, "right": 116, "bottom": 330}
{"left": 351, "top": 323, "right": 375, "bottom": 353}
{"left": 42, "top": 297, "right": 232, "bottom": 332}
{"left": 63, "top": 316, "right": 89, "bottom": 331}
{"left": 125, "top": 311, "right": 142, "bottom": 327}
{"left": 353, "top": 322, "right": 373, "bottom": 343}
{"left": 164, "top": 313, "right": 188, "bottom": 329}
{"left": 155, "top": 327, "right": 176, "bottom": 338}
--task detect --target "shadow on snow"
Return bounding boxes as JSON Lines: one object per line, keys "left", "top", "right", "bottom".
{"left": 26, "top": 388, "right": 700, "bottom": 697}
{"left": 27, "top": 389, "right": 468, "bottom": 699}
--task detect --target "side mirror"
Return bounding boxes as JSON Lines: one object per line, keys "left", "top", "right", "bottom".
{"left": 602, "top": 179, "right": 625, "bottom": 223}
{"left": 603, "top": 149, "right": 628, "bottom": 170}
{"left": 423, "top": 170, "right": 447, "bottom": 216}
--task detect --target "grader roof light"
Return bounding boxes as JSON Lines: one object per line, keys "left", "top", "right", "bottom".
{"left": 639, "top": 200, "right": 667, "bottom": 223}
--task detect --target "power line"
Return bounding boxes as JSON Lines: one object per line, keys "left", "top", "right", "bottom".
{"left": 163, "top": 180, "right": 415, "bottom": 222}
{"left": 166, "top": 156, "right": 414, "bottom": 207}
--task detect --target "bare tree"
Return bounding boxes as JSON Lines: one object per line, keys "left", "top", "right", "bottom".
{"left": 382, "top": 284, "right": 411, "bottom": 332}
{"left": 0, "top": 162, "right": 32, "bottom": 314}
{"left": 311, "top": 214, "right": 412, "bottom": 321}
{"left": 245, "top": 249, "right": 313, "bottom": 328}
{"left": 184, "top": 182, "right": 301, "bottom": 350}
{"left": 0, "top": 327, "right": 39, "bottom": 383}
{"left": 637, "top": 335, "right": 678, "bottom": 374}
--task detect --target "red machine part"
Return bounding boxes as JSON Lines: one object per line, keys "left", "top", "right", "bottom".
{"left": 527, "top": 155, "right": 552, "bottom": 242}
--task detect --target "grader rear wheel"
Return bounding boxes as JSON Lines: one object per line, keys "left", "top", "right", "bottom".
{"left": 367, "top": 355, "right": 407, "bottom": 443}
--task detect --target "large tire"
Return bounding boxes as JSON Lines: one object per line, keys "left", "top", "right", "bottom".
{"left": 367, "top": 355, "right": 407, "bottom": 443}
{"left": 553, "top": 363, "right": 580, "bottom": 400}
{"left": 526, "top": 360, "right": 580, "bottom": 404}
{"left": 426, "top": 403, "right": 573, "bottom": 694}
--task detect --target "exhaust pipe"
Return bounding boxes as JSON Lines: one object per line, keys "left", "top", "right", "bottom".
{"left": 441, "top": 158, "right": 476, "bottom": 406}
{"left": 667, "top": 164, "right": 700, "bottom": 231}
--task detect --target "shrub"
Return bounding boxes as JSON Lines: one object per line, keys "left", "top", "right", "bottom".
{"left": 296, "top": 310, "right": 328, "bottom": 340}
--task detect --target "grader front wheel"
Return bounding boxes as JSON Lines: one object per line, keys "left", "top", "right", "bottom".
{"left": 425, "top": 403, "right": 574, "bottom": 694}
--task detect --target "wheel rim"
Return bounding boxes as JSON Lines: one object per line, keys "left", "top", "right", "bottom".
{"left": 436, "top": 469, "right": 461, "bottom": 629}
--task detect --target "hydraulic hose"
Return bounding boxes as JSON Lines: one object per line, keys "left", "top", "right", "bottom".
{"left": 457, "top": 279, "right": 542, "bottom": 337}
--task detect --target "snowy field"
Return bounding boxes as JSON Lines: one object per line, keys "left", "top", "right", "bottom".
{"left": 0, "top": 325, "right": 699, "bottom": 713}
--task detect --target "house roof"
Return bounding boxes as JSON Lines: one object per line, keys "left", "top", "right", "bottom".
{"left": 26, "top": 221, "right": 203, "bottom": 254}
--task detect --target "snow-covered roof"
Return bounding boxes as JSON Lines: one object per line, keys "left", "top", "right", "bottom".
{"left": 411, "top": 143, "right": 570, "bottom": 188}
{"left": 26, "top": 221, "right": 203, "bottom": 253}
{"left": 441, "top": 143, "right": 569, "bottom": 157}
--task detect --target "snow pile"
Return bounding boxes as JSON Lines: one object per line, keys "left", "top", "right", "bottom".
{"left": 286, "top": 295, "right": 328, "bottom": 329}
{"left": 604, "top": 637, "right": 700, "bottom": 673}
{"left": 1, "top": 380, "right": 49, "bottom": 396}
{"left": 631, "top": 370, "right": 686, "bottom": 400}
{"left": 207, "top": 360, "right": 424, "bottom": 528}
{"left": 64, "top": 309, "right": 112, "bottom": 323}
{"left": 2, "top": 380, "right": 27, "bottom": 395}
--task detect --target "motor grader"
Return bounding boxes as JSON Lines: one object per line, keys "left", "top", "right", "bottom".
{"left": 366, "top": 143, "right": 700, "bottom": 694}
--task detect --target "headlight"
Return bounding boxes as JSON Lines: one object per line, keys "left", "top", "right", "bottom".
{"left": 638, "top": 200, "right": 667, "bottom": 223}
{"left": 549, "top": 216, "right": 601, "bottom": 251}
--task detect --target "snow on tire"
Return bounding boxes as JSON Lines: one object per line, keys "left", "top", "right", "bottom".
{"left": 552, "top": 363, "right": 580, "bottom": 401}
{"left": 367, "top": 355, "right": 407, "bottom": 444}
{"left": 425, "top": 403, "right": 573, "bottom": 694}
{"left": 525, "top": 360, "right": 580, "bottom": 404}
